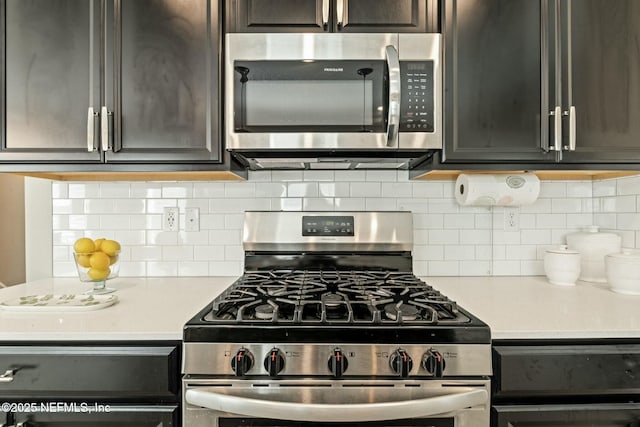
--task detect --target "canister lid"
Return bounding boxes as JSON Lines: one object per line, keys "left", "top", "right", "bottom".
{"left": 606, "top": 248, "right": 640, "bottom": 262}
{"left": 545, "top": 244, "right": 580, "bottom": 255}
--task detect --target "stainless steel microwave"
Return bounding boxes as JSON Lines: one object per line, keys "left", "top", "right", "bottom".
{"left": 224, "top": 33, "right": 442, "bottom": 170}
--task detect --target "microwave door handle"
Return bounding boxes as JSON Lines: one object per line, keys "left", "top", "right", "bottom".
{"left": 186, "top": 387, "right": 487, "bottom": 422}
{"left": 385, "top": 45, "right": 401, "bottom": 148}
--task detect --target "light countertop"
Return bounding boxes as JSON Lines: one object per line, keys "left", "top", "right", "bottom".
{"left": 1, "top": 276, "right": 639, "bottom": 341}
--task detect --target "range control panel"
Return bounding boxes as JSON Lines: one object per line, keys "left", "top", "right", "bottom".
{"left": 399, "top": 61, "right": 434, "bottom": 132}
{"left": 302, "top": 216, "right": 354, "bottom": 236}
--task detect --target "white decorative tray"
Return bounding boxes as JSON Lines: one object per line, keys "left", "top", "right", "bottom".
{"left": 0, "top": 294, "right": 118, "bottom": 312}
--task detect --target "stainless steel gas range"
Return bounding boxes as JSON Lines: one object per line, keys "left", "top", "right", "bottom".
{"left": 183, "top": 211, "right": 491, "bottom": 426}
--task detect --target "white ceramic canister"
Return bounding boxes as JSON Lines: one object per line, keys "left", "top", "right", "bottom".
{"left": 566, "top": 226, "right": 622, "bottom": 283}
{"left": 605, "top": 249, "right": 640, "bottom": 295}
{"left": 544, "top": 245, "right": 581, "bottom": 286}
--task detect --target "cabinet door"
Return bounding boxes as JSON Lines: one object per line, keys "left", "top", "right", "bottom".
{"left": 227, "top": 0, "right": 327, "bottom": 32}
{"left": 441, "top": 0, "right": 553, "bottom": 163}
{"left": 338, "top": 0, "right": 433, "bottom": 33}
{"left": 562, "top": 0, "right": 640, "bottom": 163}
{"left": 493, "top": 403, "right": 640, "bottom": 427}
{"left": 1, "top": 0, "right": 102, "bottom": 162}
{"left": 10, "top": 404, "right": 178, "bottom": 426}
{"left": 106, "top": 0, "right": 221, "bottom": 163}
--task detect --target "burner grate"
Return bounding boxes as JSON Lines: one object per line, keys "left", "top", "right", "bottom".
{"left": 207, "top": 270, "right": 469, "bottom": 325}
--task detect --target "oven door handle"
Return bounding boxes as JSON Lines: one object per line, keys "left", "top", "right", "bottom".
{"left": 385, "top": 45, "right": 401, "bottom": 148}
{"left": 185, "top": 387, "right": 487, "bottom": 422}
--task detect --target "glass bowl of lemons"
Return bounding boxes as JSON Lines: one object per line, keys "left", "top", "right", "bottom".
{"left": 73, "top": 237, "right": 121, "bottom": 295}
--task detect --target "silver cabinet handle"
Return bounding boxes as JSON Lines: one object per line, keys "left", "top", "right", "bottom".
{"left": 0, "top": 369, "right": 16, "bottom": 383}
{"left": 186, "top": 387, "right": 487, "bottom": 422}
{"left": 322, "top": 0, "right": 329, "bottom": 30}
{"left": 549, "top": 106, "right": 562, "bottom": 151}
{"left": 87, "top": 107, "right": 98, "bottom": 152}
{"left": 566, "top": 105, "right": 576, "bottom": 151}
{"left": 385, "top": 45, "right": 401, "bottom": 148}
{"left": 336, "top": 0, "right": 345, "bottom": 29}
{"left": 100, "top": 106, "right": 112, "bottom": 152}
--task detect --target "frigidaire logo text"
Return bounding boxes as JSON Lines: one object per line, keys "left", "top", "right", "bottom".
{"left": 323, "top": 67, "right": 344, "bottom": 72}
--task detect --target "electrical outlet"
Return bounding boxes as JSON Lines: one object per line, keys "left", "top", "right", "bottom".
{"left": 503, "top": 207, "right": 520, "bottom": 231}
{"left": 185, "top": 207, "right": 200, "bottom": 232}
{"left": 163, "top": 207, "right": 179, "bottom": 231}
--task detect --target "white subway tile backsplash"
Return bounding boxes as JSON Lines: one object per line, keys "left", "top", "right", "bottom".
{"left": 334, "top": 170, "right": 366, "bottom": 182}
{"left": 288, "top": 182, "right": 319, "bottom": 198}
{"left": 256, "top": 183, "right": 287, "bottom": 198}
{"left": 131, "top": 183, "right": 162, "bottom": 198}
{"left": 178, "top": 262, "right": 209, "bottom": 277}
{"left": 52, "top": 182, "right": 68, "bottom": 199}
{"left": 365, "top": 170, "right": 398, "bottom": 182}
{"left": 193, "top": 246, "right": 225, "bottom": 262}
{"left": 365, "top": 198, "right": 395, "bottom": 211}
{"left": 147, "top": 261, "right": 178, "bottom": 277}
{"left": 273, "top": 198, "right": 303, "bottom": 211}
{"left": 304, "top": 170, "right": 334, "bottom": 182}
{"left": 350, "top": 182, "right": 381, "bottom": 197}
{"left": 162, "top": 183, "right": 193, "bottom": 198}
{"left": 68, "top": 183, "right": 100, "bottom": 198}
{"left": 381, "top": 183, "right": 413, "bottom": 198}
{"left": 193, "top": 182, "right": 225, "bottom": 198}
{"left": 100, "top": 183, "right": 130, "bottom": 198}
{"left": 50, "top": 175, "right": 640, "bottom": 278}
{"left": 334, "top": 198, "right": 365, "bottom": 211}
{"left": 114, "top": 199, "right": 146, "bottom": 214}
{"left": 303, "top": 198, "right": 334, "bottom": 211}
{"left": 225, "top": 182, "right": 256, "bottom": 198}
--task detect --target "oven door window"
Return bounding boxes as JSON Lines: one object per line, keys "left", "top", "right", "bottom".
{"left": 233, "top": 60, "right": 387, "bottom": 133}
{"left": 220, "top": 418, "right": 453, "bottom": 427}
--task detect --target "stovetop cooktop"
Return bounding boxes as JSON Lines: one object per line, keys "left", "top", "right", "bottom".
{"left": 184, "top": 270, "right": 490, "bottom": 344}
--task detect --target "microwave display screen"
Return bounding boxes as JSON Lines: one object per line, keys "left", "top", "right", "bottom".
{"left": 233, "top": 60, "right": 386, "bottom": 133}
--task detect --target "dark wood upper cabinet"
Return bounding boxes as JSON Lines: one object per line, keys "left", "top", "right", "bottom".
{"left": 439, "top": 0, "right": 640, "bottom": 166}
{"left": 107, "top": 0, "right": 221, "bottom": 163}
{"left": 561, "top": 0, "right": 640, "bottom": 163}
{"left": 1, "top": 0, "right": 222, "bottom": 165}
{"left": 227, "top": 0, "right": 436, "bottom": 33}
{"left": 1, "top": 0, "right": 102, "bottom": 162}
{"left": 440, "top": 0, "right": 553, "bottom": 163}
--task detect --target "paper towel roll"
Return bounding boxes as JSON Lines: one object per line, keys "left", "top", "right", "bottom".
{"left": 454, "top": 173, "right": 540, "bottom": 206}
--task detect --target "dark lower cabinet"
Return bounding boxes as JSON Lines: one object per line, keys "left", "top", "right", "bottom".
{"left": 493, "top": 403, "right": 640, "bottom": 427}
{"left": 0, "top": 342, "right": 181, "bottom": 426}
{"left": 4, "top": 405, "right": 178, "bottom": 426}
{"left": 492, "top": 341, "right": 640, "bottom": 427}
{"left": 226, "top": 0, "right": 435, "bottom": 33}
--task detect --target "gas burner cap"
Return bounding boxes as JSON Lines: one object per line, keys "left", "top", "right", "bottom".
{"left": 384, "top": 303, "right": 419, "bottom": 321}
{"left": 322, "top": 293, "right": 343, "bottom": 308}
{"left": 254, "top": 304, "right": 274, "bottom": 320}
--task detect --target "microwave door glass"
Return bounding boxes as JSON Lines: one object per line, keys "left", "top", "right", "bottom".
{"left": 233, "top": 61, "right": 387, "bottom": 133}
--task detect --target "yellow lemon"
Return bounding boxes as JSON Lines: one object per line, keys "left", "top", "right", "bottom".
{"left": 73, "top": 237, "right": 95, "bottom": 254}
{"left": 88, "top": 267, "right": 110, "bottom": 281}
{"left": 76, "top": 254, "right": 92, "bottom": 268}
{"left": 89, "top": 252, "right": 111, "bottom": 270}
{"left": 94, "top": 238, "right": 106, "bottom": 251}
{"left": 101, "top": 240, "right": 121, "bottom": 257}
{"left": 109, "top": 255, "right": 119, "bottom": 265}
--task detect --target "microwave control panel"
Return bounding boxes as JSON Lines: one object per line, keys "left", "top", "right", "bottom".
{"left": 399, "top": 61, "right": 434, "bottom": 132}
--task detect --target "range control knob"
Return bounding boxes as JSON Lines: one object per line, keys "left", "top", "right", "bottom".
{"left": 328, "top": 348, "right": 349, "bottom": 378}
{"left": 231, "top": 348, "right": 254, "bottom": 377}
{"left": 264, "top": 348, "right": 286, "bottom": 376}
{"left": 390, "top": 349, "right": 413, "bottom": 378}
{"left": 423, "top": 349, "right": 446, "bottom": 378}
